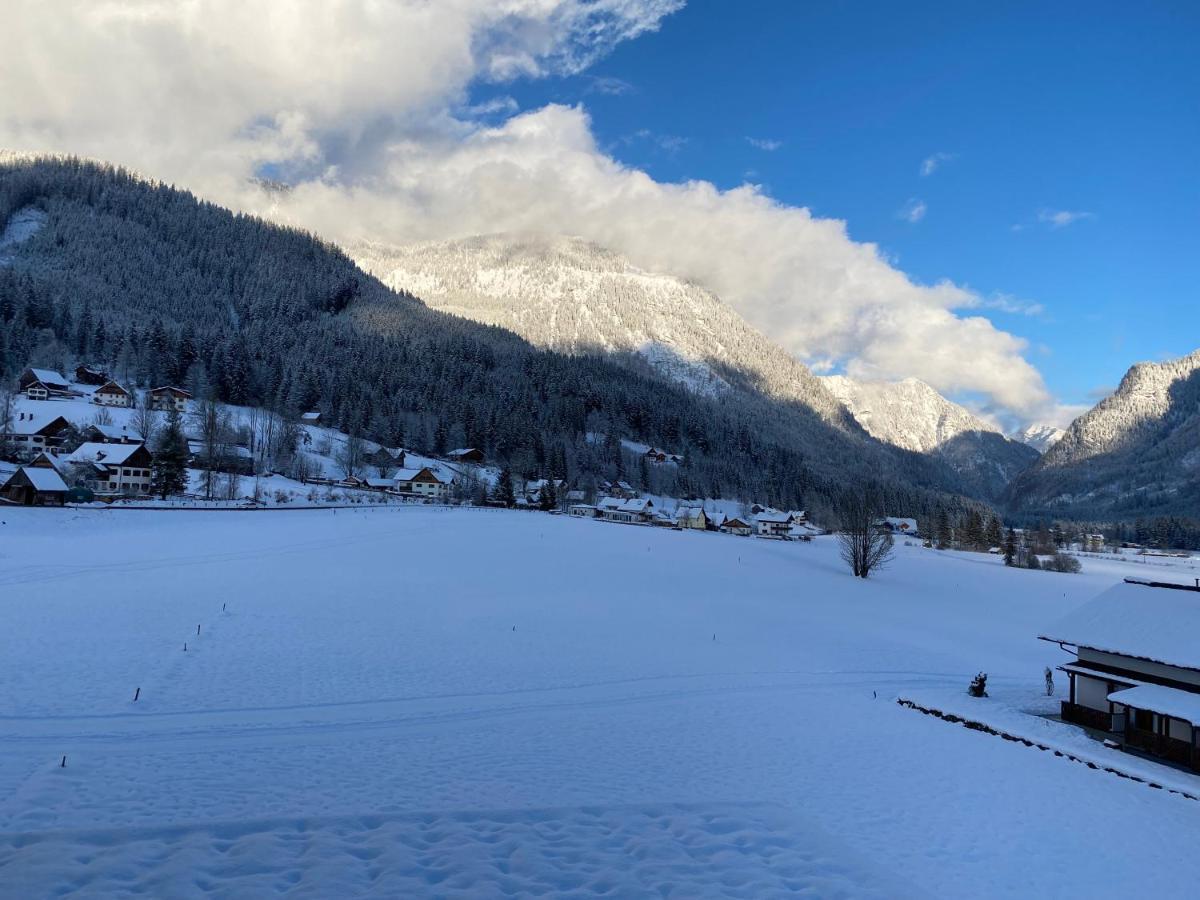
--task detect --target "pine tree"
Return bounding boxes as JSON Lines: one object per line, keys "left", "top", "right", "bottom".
{"left": 492, "top": 468, "right": 515, "bottom": 507}
{"left": 1003, "top": 527, "right": 1017, "bottom": 567}
{"left": 539, "top": 477, "right": 557, "bottom": 511}
{"left": 150, "top": 407, "right": 189, "bottom": 499}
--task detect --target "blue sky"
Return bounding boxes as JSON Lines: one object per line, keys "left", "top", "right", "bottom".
{"left": 495, "top": 1, "right": 1200, "bottom": 408}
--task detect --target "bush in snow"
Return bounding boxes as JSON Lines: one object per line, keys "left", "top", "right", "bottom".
{"left": 968, "top": 672, "right": 988, "bottom": 698}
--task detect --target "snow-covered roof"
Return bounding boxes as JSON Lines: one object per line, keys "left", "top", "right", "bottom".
{"left": 365, "top": 478, "right": 395, "bottom": 488}
{"left": 756, "top": 511, "right": 793, "bottom": 524}
{"left": 619, "top": 498, "right": 652, "bottom": 513}
{"left": 396, "top": 467, "right": 442, "bottom": 483}
{"left": 881, "top": 517, "right": 918, "bottom": 532}
{"left": 448, "top": 448, "right": 479, "bottom": 456}
{"left": 300, "top": 412, "right": 321, "bottom": 421}
{"left": 17, "top": 466, "right": 68, "bottom": 492}
{"left": 1040, "top": 580, "right": 1200, "bottom": 672}
{"left": 597, "top": 496, "right": 623, "bottom": 510}
{"left": 66, "top": 442, "right": 145, "bottom": 466}
{"left": 616, "top": 481, "right": 634, "bottom": 491}
{"left": 90, "top": 423, "right": 142, "bottom": 442}
{"left": 1109, "top": 685, "right": 1200, "bottom": 724}
{"left": 7, "top": 412, "right": 69, "bottom": 436}
{"left": 675, "top": 506, "right": 705, "bottom": 523}
{"left": 27, "top": 368, "right": 68, "bottom": 386}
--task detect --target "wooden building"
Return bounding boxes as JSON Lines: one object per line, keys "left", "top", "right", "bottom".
{"left": 85, "top": 423, "right": 143, "bottom": 444}
{"left": 755, "top": 511, "right": 794, "bottom": 539}
{"left": 720, "top": 516, "right": 753, "bottom": 536}
{"left": 394, "top": 466, "right": 451, "bottom": 501}
{"left": 1040, "top": 578, "right": 1200, "bottom": 772}
{"left": 93, "top": 380, "right": 133, "bottom": 408}
{"left": 1, "top": 461, "right": 69, "bottom": 505}
{"left": 447, "top": 448, "right": 484, "bottom": 463}
{"left": 3, "top": 413, "right": 71, "bottom": 457}
{"left": 75, "top": 364, "right": 111, "bottom": 386}
{"left": 148, "top": 386, "right": 192, "bottom": 412}
{"left": 17, "top": 367, "right": 71, "bottom": 398}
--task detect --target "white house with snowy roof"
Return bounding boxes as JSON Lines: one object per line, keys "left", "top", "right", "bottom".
{"left": 597, "top": 496, "right": 653, "bottom": 524}
{"left": 1040, "top": 578, "right": 1200, "bottom": 772}
{"left": 755, "top": 511, "right": 794, "bottom": 539}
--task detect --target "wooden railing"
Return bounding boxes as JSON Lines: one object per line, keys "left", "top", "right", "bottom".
{"left": 1124, "top": 726, "right": 1197, "bottom": 768}
{"left": 1060, "top": 701, "right": 1112, "bottom": 732}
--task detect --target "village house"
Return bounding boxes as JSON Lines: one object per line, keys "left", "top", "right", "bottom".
{"left": 85, "top": 423, "right": 143, "bottom": 445}
{"left": 568, "top": 503, "right": 598, "bottom": 518}
{"left": 93, "top": 380, "right": 133, "bottom": 408}
{"left": 394, "top": 466, "right": 451, "bottom": 502}
{"left": 74, "top": 364, "right": 111, "bottom": 386}
{"left": 3, "top": 412, "right": 72, "bottom": 458}
{"left": 17, "top": 367, "right": 72, "bottom": 400}
{"left": 300, "top": 411, "right": 322, "bottom": 426}
{"left": 364, "top": 477, "right": 396, "bottom": 492}
{"left": 720, "top": 516, "right": 754, "bottom": 536}
{"left": 0, "top": 452, "right": 70, "bottom": 506}
{"left": 755, "top": 511, "right": 794, "bottom": 539}
{"left": 148, "top": 386, "right": 192, "bottom": 412}
{"left": 878, "top": 517, "right": 919, "bottom": 538}
{"left": 675, "top": 506, "right": 709, "bottom": 530}
{"left": 364, "top": 446, "right": 405, "bottom": 472}
{"left": 1079, "top": 533, "right": 1107, "bottom": 552}
{"left": 522, "top": 478, "right": 565, "bottom": 506}
{"left": 66, "top": 442, "right": 154, "bottom": 496}
{"left": 447, "top": 448, "right": 484, "bottom": 464}
{"left": 1040, "top": 578, "right": 1200, "bottom": 773}
{"left": 597, "top": 496, "right": 654, "bottom": 524}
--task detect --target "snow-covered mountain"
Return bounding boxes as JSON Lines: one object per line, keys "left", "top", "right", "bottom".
{"left": 1013, "top": 423, "right": 1066, "bottom": 454}
{"left": 352, "top": 233, "right": 856, "bottom": 429}
{"left": 820, "top": 376, "right": 1038, "bottom": 500}
{"left": 1008, "top": 349, "right": 1200, "bottom": 517}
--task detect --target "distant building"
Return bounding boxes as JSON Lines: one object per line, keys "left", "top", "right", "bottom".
{"left": 66, "top": 442, "right": 154, "bottom": 495}
{"left": 755, "top": 511, "right": 794, "bottom": 539}
{"left": 75, "top": 364, "right": 111, "bottom": 386}
{"left": 93, "top": 380, "right": 133, "bottom": 408}
{"left": 597, "top": 496, "right": 654, "bottom": 524}
{"left": 1041, "top": 578, "right": 1200, "bottom": 773}
{"left": 148, "top": 386, "right": 192, "bottom": 412}
{"left": 85, "top": 423, "right": 143, "bottom": 445}
{"left": 395, "top": 466, "right": 451, "bottom": 501}
{"left": 720, "top": 516, "right": 753, "bottom": 536}
{"left": 675, "top": 506, "right": 709, "bottom": 530}
{"left": 878, "top": 517, "right": 919, "bottom": 537}
{"left": 568, "top": 503, "right": 598, "bottom": 518}
{"left": 3, "top": 412, "right": 72, "bottom": 457}
{"left": 0, "top": 451, "right": 70, "bottom": 505}
{"left": 300, "top": 411, "right": 322, "bottom": 426}
{"left": 365, "top": 446, "right": 405, "bottom": 471}
{"left": 364, "top": 477, "right": 396, "bottom": 491}
{"left": 447, "top": 448, "right": 484, "bottom": 463}
{"left": 17, "top": 367, "right": 71, "bottom": 399}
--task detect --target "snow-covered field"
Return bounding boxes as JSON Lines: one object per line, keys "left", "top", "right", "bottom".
{"left": 0, "top": 508, "right": 1197, "bottom": 897}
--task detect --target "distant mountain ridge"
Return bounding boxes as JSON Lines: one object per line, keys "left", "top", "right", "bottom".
{"left": 820, "top": 375, "right": 1039, "bottom": 500}
{"left": 1013, "top": 423, "right": 1065, "bottom": 454}
{"left": 1008, "top": 349, "right": 1200, "bottom": 518}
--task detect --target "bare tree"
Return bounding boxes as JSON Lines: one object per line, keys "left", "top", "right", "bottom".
{"left": 192, "top": 396, "right": 232, "bottom": 500}
{"left": 335, "top": 432, "right": 366, "bottom": 479}
{"left": 131, "top": 390, "right": 159, "bottom": 446}
{"left": 836, "top": 485, "right": 895, "bottom": 579}
{"left": 92, "top": 406, "right": 114, "bottom": 426}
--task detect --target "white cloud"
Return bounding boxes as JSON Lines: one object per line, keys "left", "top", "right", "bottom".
{"left": 0, "top": 0, "right": 1059, "bottom": 421}
{"left": 897, "top": 198, "right": 927, "bottom": 223}
{"left": 920, "top": 151, "right": 955, "bottom": 176}
{"left": 746, "top": 137, "right": 782, "bottom": 151}
{"left": 981, "top": 292, "right": 1044, "bottom": 317}
{"left": 1037, "top": 209, "right": 1094, "bottom": 228}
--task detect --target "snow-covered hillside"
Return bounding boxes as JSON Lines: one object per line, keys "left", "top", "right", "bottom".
{"left": 821, "top": 375, "right": 1038, "bottom": 499}
{"left": 1009, "top": 348, "right": 1200, "bottom": 517}
{"left": 352, "top": 233, "right": 855, "bottom": 427}
{"left": 0, "top": 508, "right": 1197, "bottom": 897}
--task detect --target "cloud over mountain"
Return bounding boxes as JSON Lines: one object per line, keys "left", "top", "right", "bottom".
{"left": 1, "top": 0, "right": 1055, "bottom": 421}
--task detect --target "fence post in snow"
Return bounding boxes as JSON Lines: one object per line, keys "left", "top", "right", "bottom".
{"left": 133, "top": 687, "right": 140, "bottom": 702}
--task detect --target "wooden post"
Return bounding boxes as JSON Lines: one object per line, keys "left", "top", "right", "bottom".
{"left": 133, "top": 687, "right": 140, "bottom": 702}
{"left": 60, "top": 755, "right": 66, "bottom": 768}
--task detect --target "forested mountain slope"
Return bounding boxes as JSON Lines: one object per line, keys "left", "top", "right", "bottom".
{"left": 821, "top": 376, "right": 1039, "bottom": 501}
{"left": 1007, "top": 349, "right": 1200, "bottom": 518}
{"left": 353, "top": 234, "right": 856, "bottom": 430}
{"left": 0, "top": 156, "right": 978, "bottom": 519}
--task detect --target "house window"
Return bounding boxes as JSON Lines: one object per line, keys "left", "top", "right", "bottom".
{"left": 1133, "top": 708, "right": 1154, "bottom": 732}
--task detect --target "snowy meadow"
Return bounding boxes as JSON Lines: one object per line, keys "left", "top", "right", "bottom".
{"left": 0, "top": 507, "right": 1197, "bottom": 897}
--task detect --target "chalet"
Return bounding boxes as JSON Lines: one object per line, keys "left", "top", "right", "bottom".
{"left": 65, "top": 442, "right": 154, "bottom": 495}
{"left": 447, "top": 448, "right": 485, "bottom": 464}
{"left": 1040, "top": 579, "right": 1200, "bottom": 772}
{"left": 598, "top": 496, "right": 654, "bottom": 525}
{"left": 568, "top": 503, "right": 598, "bottom": 518}
{"left": 720, "top": 516, "right": 753, "bottom": 537}
{"left": 878, "top": 517, "right": 919, "bottom": 537}
{"left": 0, "top": 462, "right": 69, "bottom": 506}
{"left": 675, "top": 506, "right": 709, "bottom": 530}
{"left": 93, "top": 381, "right": 133, "bottom": 408}
{"left": 756, "top": 511, "right": 794, "bottom": 539}
{"left": 395, "top": 466, "right": 451, "bottom": 501}
{"left": 148, "top": 386, "right": 192, "bottom": 412}
{"left": 75, "top": 364, "right": 111, "bottom": 386}
{"left": 300, "top": 411, "right": 322, "bottom": 426}
{"left": 364, "top": 477, "right": 396, "bottom": 492}
{"left": 522, "top": 478, "right": 565, "bottom": 505}
{"left": 18, "top": 367, "right": 71, "bottom": 399}
{"left": 3, "top": 413, "right": 71, "bottom": 457}
{"left": 85, "top": 423, "right": 143, "bottom": 444}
